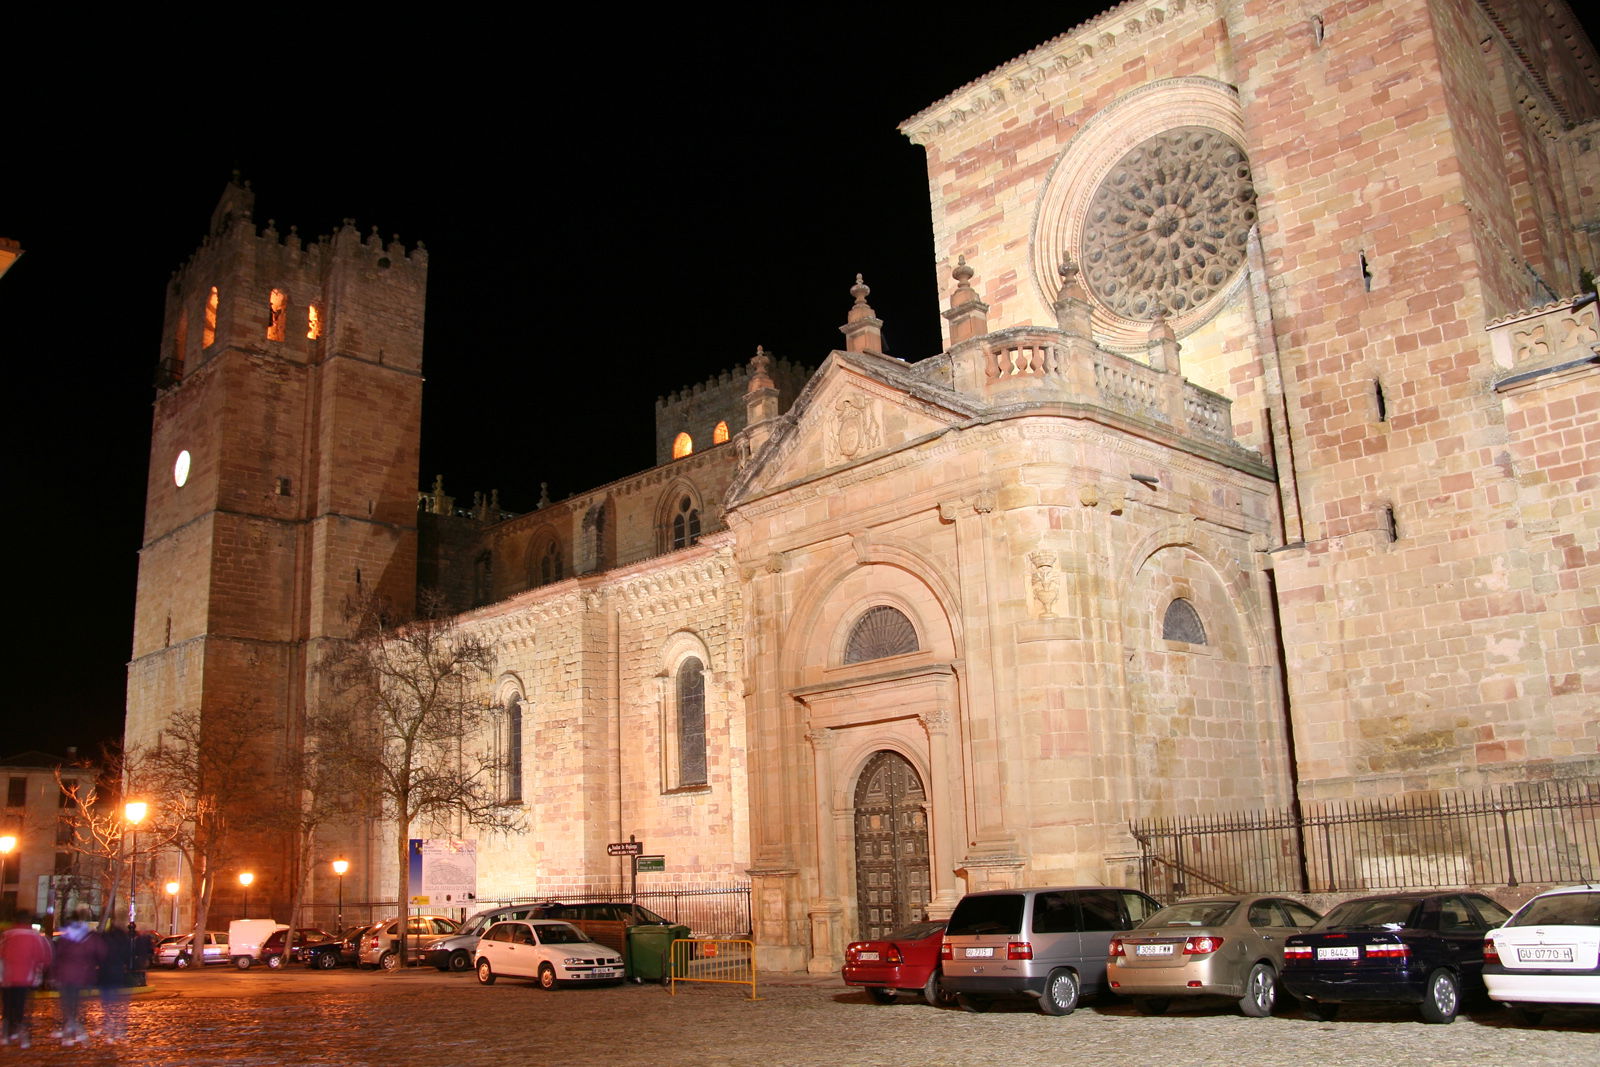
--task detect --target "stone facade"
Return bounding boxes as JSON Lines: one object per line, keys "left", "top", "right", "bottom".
{"left": 128, "top": 1, "right": 1599, "bottom": 973}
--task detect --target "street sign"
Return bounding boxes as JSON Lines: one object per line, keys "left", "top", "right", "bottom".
{"left": 637, "top": 855, "right": 665, "bottom": 872}
{"left": 607, "top": 841, "right": 644, "bottom": 856}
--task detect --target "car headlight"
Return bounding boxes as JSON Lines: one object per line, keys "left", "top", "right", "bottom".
{"left": 563, "top": 957, "right": 584, "bottom": 965}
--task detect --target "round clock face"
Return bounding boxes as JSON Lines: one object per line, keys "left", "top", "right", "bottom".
{"left": 174, "top": 450, "right": 191, "bottom": 488}
{"left": 1079, "top": 126, "right": 1256, "bottom": 322}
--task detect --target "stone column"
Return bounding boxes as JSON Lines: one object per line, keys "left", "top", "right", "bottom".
{"left": 805, "top": 725, "right": 845, "bottom": 974}
{"left": 920, "top": 707, "right": 965, "bottom": 918}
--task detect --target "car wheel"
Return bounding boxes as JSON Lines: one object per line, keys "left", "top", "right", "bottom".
{"left": 175, "top": 954, "right": 192, "bottom": 970}
{"left": 265, "top": 955, "right": 283, "bottom": 970}
{"left": 1418, "top": 969, "right": 1460, "bottom": 1024}
{"left": 1239, "top": 962, "right": 1277, "bottom": 1017}
{"left": 956, "top": 994, "right": 991, "bottom": 1013}
{"left": 476, "top": 959, "right": 495, "bottom": 985}
{"left": 1303, "top": 1000, "right": 1340, "bottom": 1021}
{"left": 867, "top": 987, "right": 898, "bottom": 1005}
{"left": 379, "top": 951, "right": 400, "bottom": 973}
{"left": 448, "top": 950, "right": 473, "bottom": 973}
{"left": 1134, "top": 997, "right": 1170, "bottom": 1016}
{"left": 315, "top": 952, "right": 338, "bottom": 970}
{"left": 234, "top": 956, "right": 253, "bottom": 970}
{"left": 1512, "top": 1005, "right": 1545, "bottom": 1026}
{"left": 921, "top": 970, "right": 949, "bottom": 1007}
{"left": 538, "top": 964, "right": 558, "bottom": 990}
{"left": 1040, "top": 968, "right": 1080, "bottom": 1016}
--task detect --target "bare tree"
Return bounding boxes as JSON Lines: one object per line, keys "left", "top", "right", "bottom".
{"left": 322, "top": 589, "right": 520, "bottom": 966}
{"left": 55, "top": 751, "right": 147, "bottom": 927}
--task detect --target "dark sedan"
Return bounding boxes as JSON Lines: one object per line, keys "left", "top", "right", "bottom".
{"left": 842, "top": 921, "right": 949, "bottom": 1005}
{"left": 1281, "top": 891, "right": 1513, "bottom": 1023}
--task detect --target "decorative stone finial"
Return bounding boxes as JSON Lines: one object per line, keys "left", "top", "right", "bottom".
{"left": 953, "top": 255, "right": 975, "bottom": 287}
{"left": 851, "top": 273, "right": 871, "bottom": 307}
{"left": 538, "top": 481, "right": 551, "bottom": 508}
{"left": 748, "top": 345, "right": 775, "bottom": 391}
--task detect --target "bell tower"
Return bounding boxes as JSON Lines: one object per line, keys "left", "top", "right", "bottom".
{"left": 127, "top": 175, "right": 427, "bottom": 920}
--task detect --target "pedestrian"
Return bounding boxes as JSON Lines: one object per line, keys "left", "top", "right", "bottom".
{"left": 128, "top": 922, "right": 154, "bottom": 986}
{"left": 98, "top": 923, "right": 132, "bottom": 1043}
{"left": 50, "top": 910, "right": 106, "bottom": 1047}
{"left": 0, "top": 912, "right": 53, "bottom": 1049}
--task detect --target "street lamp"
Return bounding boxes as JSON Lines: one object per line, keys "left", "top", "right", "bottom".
{"left": 332, "top": 859, "right": 349, "bottom": 930}
{"left": 0, "top": 834, "right": 16, "bottom": 895}
{"left": 166, "top": 880, "right": 180, "bottom": 936}
{"left": 124, "top": 801, "right": 148, "bottom": 926}
{"left": 239, "top": 871, "right": 254, "bottom": 918}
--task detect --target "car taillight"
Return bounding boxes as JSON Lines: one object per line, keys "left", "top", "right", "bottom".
{"left": 885, "top": 948, "right": 903, "bottom": 965}
{"left": 1183, "top": 936, "right": 1224, "bottom": 955}
{"left": 1108, "top": 938, "right": 1125, "bottom": 958}
{"left": 1483, "top": 939, "right": 1500, "bottom": 964}
{"left": 1364, "top": 943, "right": 1409, "bottom": 959}
{"left": 1007, "top": 942, "right": 1033, "bottom": 961}
{"left": 1283, "top": 944, "right": 1312, "bottom": 960}
{"left": 940, "top": 942, "right": 952, "bottom": 960}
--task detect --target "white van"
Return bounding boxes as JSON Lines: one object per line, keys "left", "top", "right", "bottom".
{"left": 227, "top": 919, "right": 289, "bottom": 969}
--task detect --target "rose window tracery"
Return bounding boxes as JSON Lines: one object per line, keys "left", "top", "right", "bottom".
{"left": 1080, "top": 127, "right": 1256, "bottom": 322}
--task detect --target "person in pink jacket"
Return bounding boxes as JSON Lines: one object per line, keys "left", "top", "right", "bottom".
{"left": 0, "top": 912, "right": 53, "bottom": 1049}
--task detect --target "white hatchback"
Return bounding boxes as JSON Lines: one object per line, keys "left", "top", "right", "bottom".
{"left": 1484, "top": 885, "right": 1600, "bottom": 1023}
{"left": 475, "top": 919, "right": 624, "bottom": 989}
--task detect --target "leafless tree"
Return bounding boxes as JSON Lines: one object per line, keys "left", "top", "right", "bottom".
{"left": 54, "top": 751, "right": 148, "bottom": 928}
{"left": 321, "top": 589, "right": 520, "bottom": 966}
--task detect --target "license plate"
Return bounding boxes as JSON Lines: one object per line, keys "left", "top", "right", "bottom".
{"left": 858, "top": 951, "right": 881, "bottom": 961}
{"left": 965, "top": 947, "right": 994, "bottom": 958}
{"left": 1516, "top": 946, "right": 1574, "bottom": 963}
{"left": 1317, "top": 946, "right": 1360, "bottom": 960}
{"left": 592, "top": 968, "right": 618, "bottom": 976}
{"left": 1135, "top": 944, "right": 1176, "bottom": 956}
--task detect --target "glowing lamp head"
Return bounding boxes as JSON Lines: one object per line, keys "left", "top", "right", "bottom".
{"left": 166, "top": 881, "right": 180, "bottom": 896}
{"left": 0, "top": 835, "right": 16, "bottom": 855}
{"left": 125, "top": 801, "right": 148, "bottom": 825}
{"left": 238, "top": 872, "right": 254, "bottom": 888}
{"left": 332, "top": 859, "right": 350, "bottom": 876}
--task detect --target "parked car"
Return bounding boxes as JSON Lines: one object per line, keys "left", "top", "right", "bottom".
{"left": 156, "top": 932, "right": 230, "bottom": 968}
{"left": 427, "top": 904, "right": 550, "bottom": 972}
{"left": 261, "top": 927, "right": 341, "bottom": 969}
{"left": 1107, "top": 894, "right": 1322, "bottom": 1016}
{"left": 1280, "top": 891, "right": 1513, "bottom": 1023}
{"left": 842, "top": 920, "right": 949, "bottom": 1005}
{"left": 1484, "top": 884, "right": 1600, "bottom": 1023}
{"left": 359, "top": 915, "right": 461, "bottom": 970}
{"left": 228, "top": 919, "right": 288, "bottom": 969}
{"left": 940, "top": 886, "right": 1161, "bottom": 1014}
{"left": 527, "top": 901, "right": 687, "bottom": 956}
{"left": 474, "top": 919, "right": 625, "bottom": 988}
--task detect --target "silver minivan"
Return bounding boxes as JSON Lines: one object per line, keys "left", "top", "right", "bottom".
{"left": 426, "top": 904, "right": 549, "bottom": 972}
{"left": 940, "top": 886, "right": 1160, "bottom": 1014}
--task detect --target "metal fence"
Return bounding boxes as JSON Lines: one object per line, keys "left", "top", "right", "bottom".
{"left": 1130, "top": 778, "right": 1599, "bottom": 900}
{"left": 492, "top": 881, "right": 752, "bottom": 938}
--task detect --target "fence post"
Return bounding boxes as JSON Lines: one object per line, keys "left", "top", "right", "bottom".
{"left": 1322, "top": 821, "right": 1335, "bottom": 892}
{"left": 1497, "top": 805, "right": 1519, "bottom": 887}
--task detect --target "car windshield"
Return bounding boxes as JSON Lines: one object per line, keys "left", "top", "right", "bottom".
{"left": 947, "top": 894, "right": 1024, "bottom": 936}
{"left": 623, "top": 905, "right": 671, "bottom": 924}
{"left": 883, "top": 921, "right": 944, "bottom": 942}
{"left": 1144, "top": 901, "right": 1239, "bottom": 928}
{"left": 1509, "top": 892, "right": 1600, "bottom": 927}
{"left": 1318, "top": 898, "right": 1418, "bottom": 930}
{"left": 536, "top": 923, "right": 588, "bottom": 945}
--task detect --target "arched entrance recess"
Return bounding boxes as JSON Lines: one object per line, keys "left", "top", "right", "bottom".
{"left": 853, "top": 750, "right": 932, "bottom": 939}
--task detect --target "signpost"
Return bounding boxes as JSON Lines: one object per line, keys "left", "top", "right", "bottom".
{"left": 637, "top": 855, "right": 665, "bottom": 873}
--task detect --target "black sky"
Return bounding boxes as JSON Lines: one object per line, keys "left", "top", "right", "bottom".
{"left": 3, "top": 6, "right": 1596, "bottom": 758}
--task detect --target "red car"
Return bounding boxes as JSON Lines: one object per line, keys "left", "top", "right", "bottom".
{"left": 842, "top": 921, "right": 950, "bottom": 1005}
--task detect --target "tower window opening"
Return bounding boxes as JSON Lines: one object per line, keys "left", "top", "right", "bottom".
{"left": 713, "top": 420, "right": 730, "bottom": 445}
{"left": 203, "top": 286, "right": 219, "bottom": 347}
{"left": 307, "top": 304, "right": 323, "bottom": 340}
{"left": 1374, "top": 379, "right": 1387, "bottom": 422}
{"left": 267, "top": 289, "right": 288, "bottom": 342}
{"left": 1383, "top": 505, "right": 1399, "bottom": 542}
{"left": 1359, "top": 251, "right": 1373, "bottom": 291}
{"left": 673, "top": 432, "right": 693, "bottom": 459}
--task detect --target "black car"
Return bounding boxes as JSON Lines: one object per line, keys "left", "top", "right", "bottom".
{"left": 1280, "top": 891, "right": 1513, "bottom": 1023}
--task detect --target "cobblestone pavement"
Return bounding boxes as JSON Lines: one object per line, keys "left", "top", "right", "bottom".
{"left": 3, "top": 968, "right": 1594, "bottom": 1066}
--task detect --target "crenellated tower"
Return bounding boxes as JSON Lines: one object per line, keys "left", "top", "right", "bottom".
{"left": 127, "top": 175, "right": 427, "bottom": 922}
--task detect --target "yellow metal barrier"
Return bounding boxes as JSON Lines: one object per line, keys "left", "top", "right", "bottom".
{"left": 667, "top": 938, "right": 758, "bottom": 1000}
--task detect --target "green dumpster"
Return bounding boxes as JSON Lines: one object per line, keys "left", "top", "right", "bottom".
{"left": 626, "top": 922, "right": 689, "bottom": 982}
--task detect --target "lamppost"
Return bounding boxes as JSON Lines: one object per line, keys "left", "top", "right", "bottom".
{"left": 239, "top": 871, "right": 254, "bottom": 919}
{"left": 166, "top": 881, "right": 180, "bottom": 936}
{"left": 124, "top": 801, "right": 148, "bottom": 926}
{"left": 332, "top": 859, "right": 349, "bottom": 930}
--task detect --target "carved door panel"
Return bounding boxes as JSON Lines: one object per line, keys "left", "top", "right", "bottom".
{"left": 853, "top": 750, "right": 932, "bottom": 940}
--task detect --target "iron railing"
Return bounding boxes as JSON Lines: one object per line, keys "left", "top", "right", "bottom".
{"left": 1131, "top": 778, "right": 1599, "bottom": 900}
{"left": 490, "top": 881, "right": 752, "bottom": 938}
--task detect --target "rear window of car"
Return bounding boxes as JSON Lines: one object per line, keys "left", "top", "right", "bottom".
{"left": 535, "top": 923, "right": 588, "bottom": 945}
{"left": 1509, "top": 892, "right": 1600, "bottom": 927}
{"left": 1147, "top": 900, "right": 1239, "bottom": 928}
{"left": 947, "top": 893, "right": 1024, "bottom": 936}
{"left": 1318, "top": 898, "right": 1419, "bottom": 930}
{"left": 883, "top": 921, "right": 944, "bottom": 942}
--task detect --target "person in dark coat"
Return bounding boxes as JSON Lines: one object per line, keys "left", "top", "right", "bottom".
{"left": 99, "top": 924, "right": 132, "bottom": 1042}
{"left": 1, "top": 913, "right": 53, "bottom": 1049}
{"left": 51, "top": 912, "right": 106, "bottom": 1047}
{"left": 128, "top": 922, "right": 154, "bottom": 986}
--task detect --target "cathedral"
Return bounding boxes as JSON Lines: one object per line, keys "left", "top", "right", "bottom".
{"left": 127, "top": 0, "right": 1598, "bottom": 973}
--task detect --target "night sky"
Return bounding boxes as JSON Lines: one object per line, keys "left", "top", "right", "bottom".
{"left": 4, "top": 7, "right": 1596, "bottom": 758}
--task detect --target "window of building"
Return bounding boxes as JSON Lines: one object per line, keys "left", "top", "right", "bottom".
{"left": 843, "top": 606, "right": 919, "bottom": 664}
{"left": 671, "top": 496, "right": 701, "bottom": 550}
{"left": 202, "top": 286, "right": 219, "bottom": 347}
{"left": 473, "top": 551, "right": 493, "bottom": 607}
{"left": 55, "top": 851, "right": 73, "bottom": 875}
{"left": 1162, "top": 598, "right": 1207, "bottom": 644}
{"left": 307, "top": 304, "right": 323, "bottom": 340}
{"left": 537, "top": 538, "right": 562, "bottom": 585}
{"left": 673, "top": 432, "right": 693, "bottom": 459}
{"left": 677, "top": 658, "right": 707, "bottom": 787}
{"left": 6, "top": 777, "right": 23, "bottom": 807}
{"left": 267, "top": 288, "right": 288, "bottom": 341}
{"left": 713, "top": 420, "right": 730, "bottom": 445}
{"left": 504, "top": 694, "right": 523, "bottom": 803}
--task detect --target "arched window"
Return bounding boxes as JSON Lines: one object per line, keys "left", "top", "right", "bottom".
{"left": 537, "top": 538, "right": 562, "bottom": 585}
{"left": 473, "top": 550, "right": 493, "bottom": 607}
{"left": 267, "top": 289, "right": 288, "bottom": 341}
{"left": 713, "top": 420, "right": 730, "bottom": 445}
{"left": 673, "top": 432, "right": 693, "bottom": 459}
{"left": 1162, "top": 598, "right": 1207, "bottom": 644}
{"left": 671, "top": 496, "right": 701, "bottom": 550}
{"left": 844, "top": 606, "right": 919, "bottom": 664}
{"left": 677, "top": 658, "right": 706, "bottom": 787}
{"left": 504, "top": 694, "right": 524, "bottom": 803}
{"left": 307, "top": 304, "right": 323, "bottom": 340}
{"left": 202, "top": 286, "right": 219, "bottom": 347}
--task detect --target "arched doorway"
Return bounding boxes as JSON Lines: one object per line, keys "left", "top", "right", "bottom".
{"left": 852, "top": 751, "right": 932, "bottom": 939}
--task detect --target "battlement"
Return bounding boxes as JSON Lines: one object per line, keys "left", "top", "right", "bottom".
{"left": 653, "top": 355, "right": 811, "bottom": 465}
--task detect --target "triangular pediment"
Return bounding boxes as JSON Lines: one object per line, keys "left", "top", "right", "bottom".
{"left": 727, "top": 350, "right": 979, "bottom": 506}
